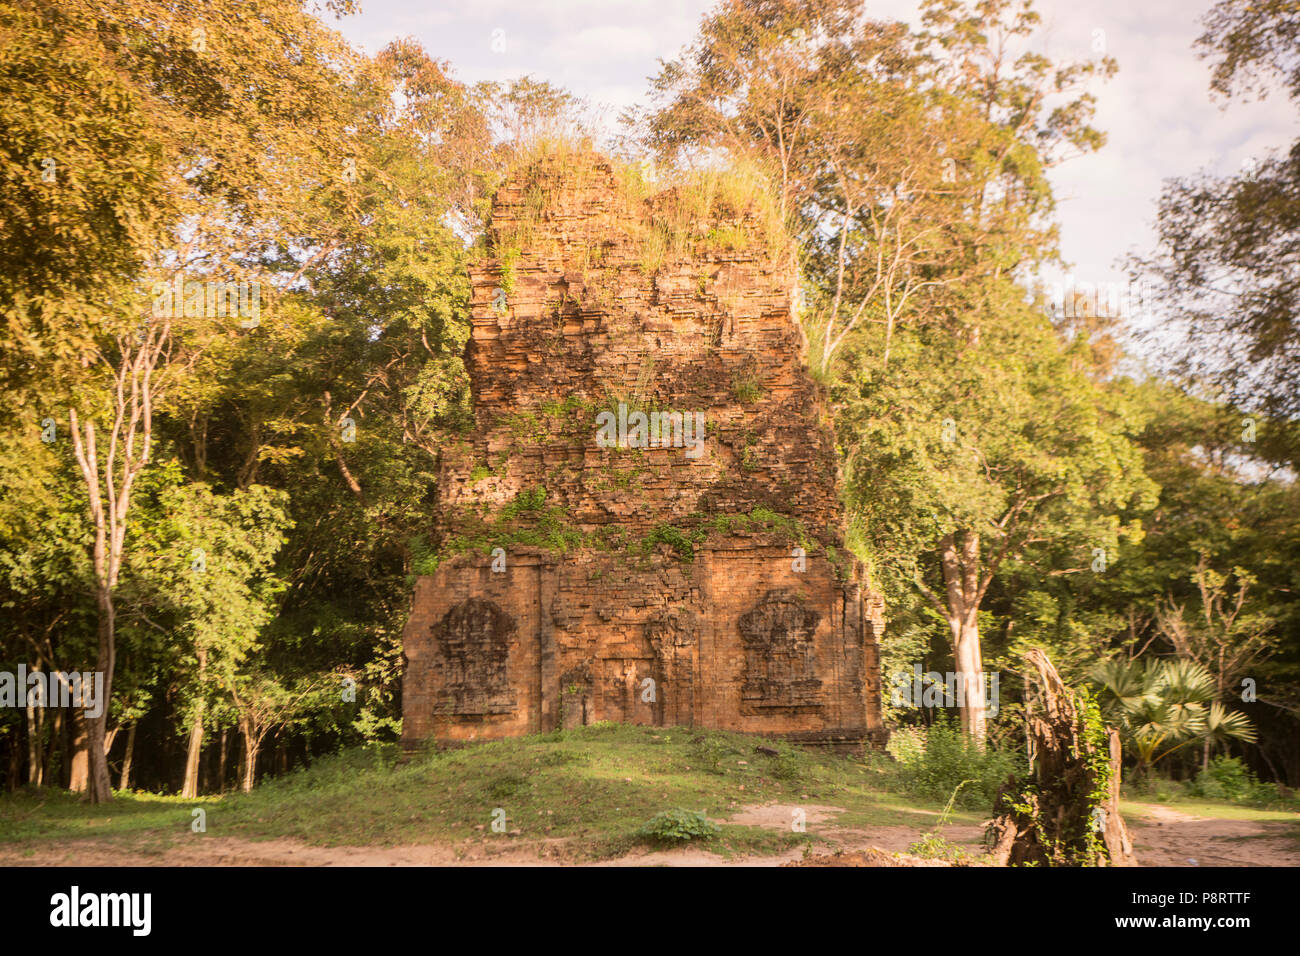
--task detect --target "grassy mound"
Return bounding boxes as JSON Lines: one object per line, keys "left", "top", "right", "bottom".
{"left": 0, "top": 724, "right": 980, "bottom": 861}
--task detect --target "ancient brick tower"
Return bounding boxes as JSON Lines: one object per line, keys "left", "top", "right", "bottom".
{"left": 400, "top": 151, "right": 886, "bottom": 751}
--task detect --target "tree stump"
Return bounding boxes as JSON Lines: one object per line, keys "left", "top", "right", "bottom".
{"left": 986, "top": 649, "right": 1137, "bottom": 866}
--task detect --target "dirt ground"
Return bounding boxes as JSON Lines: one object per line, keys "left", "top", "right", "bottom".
{"left": 1, "top": 801, "right": 1295, "bottom": 867}
{"left": 1124, "top": 803, "right": 1300, "bottom": 867}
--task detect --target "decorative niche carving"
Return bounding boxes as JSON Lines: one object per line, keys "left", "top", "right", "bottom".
{"left": 435, "top": 598, "right": 517, "bottom": 716}
{"left": 738, "top": 589, "right": 822, "bottom": 708}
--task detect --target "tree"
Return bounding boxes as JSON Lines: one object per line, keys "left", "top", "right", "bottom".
{"left": 1091, "top": 657, "right": 1256, "bottom": 776}
{"left": 229, "top": 671, "right": 334, "bottom": 792}
{"left": 644, "top": 0, "right": 1115, "bottom": 372}
{"left": 67, "top": 319, "right": 172, "bottom": 801}
{"left": 6, "top": 0, "right": 367, "bottom": 801}
{"left": 130, "top": 476, "right": 289, "bottom": 796}
{"left": 841, "top": 284, "right": 1156, "bottom": 742}
{"left": 1156, "top": 555, "right": 1277, "bottom": 768}
{"left": 1136, "top": 0, "right": 1300, "bottom": 419}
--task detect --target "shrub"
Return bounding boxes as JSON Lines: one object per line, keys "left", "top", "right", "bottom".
{"left": 890, "top": 717, "right": 1020, "bottom": 811}
{"left": 770, "top": 755, "right": 802, "bottom": 782}
{"left": 1189, "top": 756, "right": 1261, "bottom": 803}
{"left": 1124, "top": 774, "right": 1187, "bottom": 803}
{"left": 635, "top": 809, "right": 720, "bottom": 844}
{"left": 886, "top": 726, "right": 927, "bottom": 765}
{"left": 689, "top": 736, "right": 737, "bottom": 775}
{"left": 908, "top": 830, "right": 964, "bottom": 861}
{"left": 731, "top": 371, "right": 762, "bottom": 403}
{"left": 1192, "top": 756, "right": 1250, "bottom": 801}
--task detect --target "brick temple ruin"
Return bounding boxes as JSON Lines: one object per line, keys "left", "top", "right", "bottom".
{"left": 400, "top": 152, "right": 886, "bottom": 752}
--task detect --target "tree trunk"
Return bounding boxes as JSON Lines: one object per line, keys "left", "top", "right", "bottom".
{"left": 85, "top": 589, "right": 115, "bottom": 802}
{"left": 182, "top": 648, "right": 208, "bottom": 798}
{"left": 7, "top": 730, "right": 20, "bottom": 792}
{"left": 67, "top": 709, "right": 88, "bottom": 793}
{"left": 940, "top": 531, "right": 987, "bottom": 742}
{"left": 953, "top": 617, "right": 987, "bottom": 740}
{"left": 45, "top": 709, "right": 62, "bottom": 787}
{"left": 239, "top": 717, "right": 258, "bottom": 793}
{"left": 25, "top": 692, "right": 43, "bottom": 787}
{"left": 217, "top": 727, "right": 228, "bottom": 794}
{"left": 181, "top": 704, "right": 204, "bottom": 798}
{"left": 119, "top": 723, "right": 136, "bottom": 791}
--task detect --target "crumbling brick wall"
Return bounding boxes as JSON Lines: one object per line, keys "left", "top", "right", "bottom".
{"left": 401, "top": 152, "right": 886, "bottom": 751}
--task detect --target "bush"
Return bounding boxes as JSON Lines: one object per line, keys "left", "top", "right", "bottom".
{"left": 689, "top": 736, "right": 738, "bottom": 775}
{"left": 889, "top": 717, "right": 1020, "bottom": 811}
{"left": 1186, "top": 755, "right": 1294, "bottom": 805}
{"left": 1189, "top": 756, "right": 1252, "bottom": 802}
{"left": 1124, "top": 774, "right": 1187, "bottom": 803}
{"left": 886, "top": 726, "right": 927, "bottom": 765}
{"left": 635, "top": 809, "right": 720, "bottom": 844}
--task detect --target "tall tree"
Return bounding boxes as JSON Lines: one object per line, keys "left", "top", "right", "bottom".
{"left": 1137, "top": 0, "right": 1300, "bottom": 420}
{"left": 841, "top": 282, "right": 1156, "bottom": 741}
{"left": 644, "top": 0, "right": 1114, "bottom": 373}
{"left": 3, "top": 0, "right": 364, "bottom": 800}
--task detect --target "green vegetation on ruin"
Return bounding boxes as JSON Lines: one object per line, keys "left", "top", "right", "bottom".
{"left": 469, "top": 137, "right": 794, "bottom": 284}
{"left": 412, "top": 485, "right": 820, "bottom": 576}
{"left": 731, "top": 369, "right": 764, "bottom": 404}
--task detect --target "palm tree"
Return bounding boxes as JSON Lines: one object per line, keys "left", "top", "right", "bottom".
{"left": 1089, "top": 658, "right": 1255, "bottom": 778}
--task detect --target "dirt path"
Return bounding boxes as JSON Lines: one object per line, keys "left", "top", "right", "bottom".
{"left": 1, "top": 801, "right": 1293, "bottom": 866}
{"left": 1124, "top": 803, "right": 1300, "bottom": 867}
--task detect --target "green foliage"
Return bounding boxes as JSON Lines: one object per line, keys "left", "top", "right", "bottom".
{"left": 1190, "top": 756, "right": 1256, "bottom": 803}
{"left": 635, "top": 808, "right": 721, "bottom": 844}
{"left": 498, "top": 247, "right": 520, "bottom": 298}
{"left": 689, "top": 735, "right": 739, "bottom": 775}
{"left": 1078, "top": 689, "right": 1113, "bottom": 862}
{"left": 1090, "top": 657, "right": 1256, "bottom": 773}
{"left": 730, "top": 371, "right": 763, "bottom": 404}
{"left": 641, "top": 524, "right": 697, "bottom": 562}
{"left": 907, "top": 780, "right": 973, "bottom": 860}
{"left": 501, "top": 486, "right": 548, "bottom": 517}
{"left": 886, "top": 717, "right": 1021, "bottom": 811}
{"left": 481, "top": 140, "right": 792, "bottom": 277}
{"left": 635, "top": 508, "right": 810, "bottom": 564}
{"left": 1184, "top": 756, "right": 1299, "bottom": 809}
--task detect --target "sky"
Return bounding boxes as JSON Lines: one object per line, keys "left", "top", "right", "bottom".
{"left": 330, "top": 0, "right": 1297, "bottom": 330}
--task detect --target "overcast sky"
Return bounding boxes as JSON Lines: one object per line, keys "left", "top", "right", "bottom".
{"left": 332, "top": 0, "right": 1297, "bottom": 320}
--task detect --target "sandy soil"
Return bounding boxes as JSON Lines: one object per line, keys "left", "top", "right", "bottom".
{"left": 1124, "top": 803, "right": 1300, "bottom": 868}
{"left": 1, "top": 801, "right": 1294, "bottom": 867}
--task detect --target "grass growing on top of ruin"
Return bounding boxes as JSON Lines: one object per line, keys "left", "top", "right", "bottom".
{"left": 475, "top": 137, "right": 795, "bottom": 277}
{"left": 413, "top": 488, "right": 818, "bottom": 575}
{"left": 0, "top": 724, "right": 984, "bottom": 861}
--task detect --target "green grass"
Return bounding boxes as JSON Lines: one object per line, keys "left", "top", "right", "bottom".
{"left": 476, "top": 138, "right": 793, "bottom": 278}
{"left": 1119, "top": 798, "right": 1300, "bottom": 825}
{"left": 0, "top": 725, "right": 973, "bottom": 861}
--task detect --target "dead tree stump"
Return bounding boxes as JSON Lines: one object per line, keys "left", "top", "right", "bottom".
{"left": 986, "top": 648, "right": 1137, "bottom": 866}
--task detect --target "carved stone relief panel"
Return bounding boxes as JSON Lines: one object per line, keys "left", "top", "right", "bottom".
{"left": 738, "top": 589, "right": 822, "bottom": 708}
{"left": 435, "top": 598, "right": 517, "bottom": 716}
